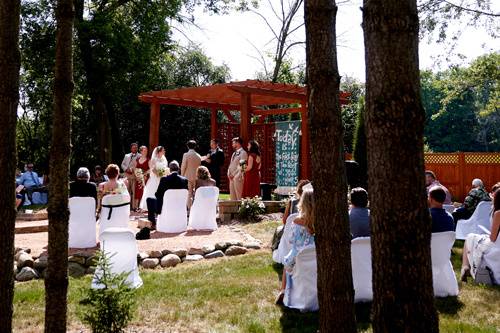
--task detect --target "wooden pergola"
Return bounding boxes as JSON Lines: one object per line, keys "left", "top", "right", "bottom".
{"left": 139, "top": 80, "right": 349, "bottom": 179}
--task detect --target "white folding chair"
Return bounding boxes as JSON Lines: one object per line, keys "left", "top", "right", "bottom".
{"left": 456, "top": 201, "right": 492, "bottom": 240}
{"left": 99, "top": 194, "right": 131, "bottom": 235}
{"left": 443, "top": 204, "right": 455, "bottom": 214}
{"left": 92, "top": 227, "right": 142, "bottom": 289}
{"left": 431, "top": 231, "right": 459, "bottom": 297}
{"left": 157, "top": 189, "right": 189, "bottom": 233}
{"left": 479, "top": 227, "right": 500, "bottom": 285}
{"left": 284, "top": 245, "right": 318, "bottom": 312}
{"left": 69, "top": 197, "right": 97, "bottom": 248}
{"left": 188, "top": 186, "right": 219, "bottom": 231}
{"left": 272, "top": 213, "right": 299, "bottom": 264}
{"left": 351, "top": 237, "right": 373, "bottom": 302}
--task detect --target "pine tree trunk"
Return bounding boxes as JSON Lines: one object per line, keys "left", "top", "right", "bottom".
{"left": 362, "top": 1, "right": 439, "bottom": 332}
{"left": 0, "top": 1, "right": 20, "bottom": 331}
{"left": 44, "top": 0, "right": 74, "bottom": 332}
{"left": 304, "top": 0, "right": 356, "bottom": 331}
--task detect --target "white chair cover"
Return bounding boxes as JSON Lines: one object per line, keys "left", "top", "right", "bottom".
{"left": 431, "top": 231, "right": 459, "bottom": 296}
{"left": 483, "top": 236, "right": 500, "bottom": 285}
{"left": 284, "top": 245, "right": 318, "bottom": 312}
{"left": 443, "top": 204, "right": 455, "bottom": 214}
{"left": 92, "top": 227, "right": 142, "bottom": 289}
{"left": 351, "top": 237, "right": 373, "bottom": 302}
{"left": 272, "top": 213, "right": 299, "bottom": 264}
{"left": 99, "top": 194, "right": 131, "bottom": 235}
{"left": 188, "top": 186, "right": 219, "bottom": 231}
{"left": 456, "top": 201, "right": 492, "bottom": 240}
{"left": 157, "top": 189, "right": 189, "bottom": 233}
{"left": 69, "top": 197, "right": 97, "bottom": 248}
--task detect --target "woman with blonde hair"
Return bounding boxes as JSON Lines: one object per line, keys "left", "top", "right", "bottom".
{"left": 195, "top": 165, "right": 217, "bottom": 190}
{"left": 276, "top": 189, "right": 315, "bottom": 305}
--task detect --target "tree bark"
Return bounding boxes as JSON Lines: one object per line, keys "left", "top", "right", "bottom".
{"left": 362, "top": 1, "right": 439, "bottom": 332}
{"left": 0, "top": 1, "right": 20, "bottom": 331}
{"left": 304, "top": 0, "right": 356, "bottom": 331}
{"left": 44, "top": 0, "right": 74, "bottom": 332}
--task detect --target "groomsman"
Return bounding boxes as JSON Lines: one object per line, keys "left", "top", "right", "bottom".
{"left": 181, "top": 140, "right": 202, "bottom": 208}
{"left": 227, "top": 137, "right": 247, "bottom": 200}
{"left": 204, "top": 139, "right": 225, "bottom": 187}
{"left": 121, "top": 142, "right": 141, "bottom": 210}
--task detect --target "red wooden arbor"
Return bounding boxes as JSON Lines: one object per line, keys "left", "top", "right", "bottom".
{"left": 139, "top": 80, "right": 349, "bottom": 183}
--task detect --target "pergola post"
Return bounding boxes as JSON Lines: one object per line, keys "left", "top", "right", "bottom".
{"left": 300, "top": 99, "right": 310, "bottom": 179}
{"left": 240, "top": 92, "right": 251, "bottom": 143}
{"left": 211, "top": 107, "right": 218, "bottom": 140}
{"left": 149, "top": 100, "right": 160, "bottom": 152}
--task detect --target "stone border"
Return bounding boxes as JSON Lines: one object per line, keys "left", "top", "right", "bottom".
{"left": 17, "top": 212, "right": 48, "bottom": 221}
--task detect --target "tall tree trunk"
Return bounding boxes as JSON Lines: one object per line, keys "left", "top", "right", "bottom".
{"left": 304, "top": 0, "right": 356, "bottom": 331}
{"left": 0, "top": 1, "right": 20, "bottom": 331}
{"left": 362, "top": 1, "right": 439, "bottom": 332}
{"left": 44, "top": 0, "right": 74, "bottom": 332}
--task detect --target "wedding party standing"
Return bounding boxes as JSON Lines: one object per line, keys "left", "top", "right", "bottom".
{"left": 181, "top": 140, "right": 202, "bottom": 208}
{"left": 204, "top": 139, "right": 225, "bottom": 187}
{"left": 227, "top": 137, "right": 248, "bottom": 200}
{"left": 121, "top": 143, "right": 141, "bottom": 210}
{"left": 134, "top": 146, "right": 150, "bottom": 210}
{"left": 140, "top": 146, "right": 168, "bottom": 211}
{"left": 242, "top": 140, "right": 262, "bottom": 198}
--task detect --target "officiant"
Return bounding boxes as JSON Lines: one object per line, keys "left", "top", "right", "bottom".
{"left": 202, "top": 138, "right": 225, "bottom": 187}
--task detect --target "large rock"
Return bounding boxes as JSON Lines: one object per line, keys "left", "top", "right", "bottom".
{"left": 225, "top": 246, "right": 248, "bottom": 256}
{"left": 226, "top": 240, "right": 244, "bottom": 247}
{"left": 188, "top": 247, "right": 204, "bottom": 256}
{"left": 172, "top": 248, "right": 187, "bottom": 258}
{"left": 13, "top": 263, "right": 18, "bottom": 275}
{"left": 243, "top": 242, "right": 262, "bottom": 250}
{"left": 202, "top": 245, "right": 215, "bottom": 254}
{"left": 137, "top": 252, "right": 149, "bottom": 261}
{"left": 160, "top": 254, "right": 181, "bottom": 268}
{"left": 68, "top": 255, "right": 87, "bottom": 266}
{"left": 86, "top": 266, "right": 96, "bottom": 275}
{"left": 34, "top": 257, "right": 48, "bottom": 270}
{"left": 17, "top": 252, "right": 34, "bottom": 268}
{"left": 214, "top": 241, "right": 229, "bottom": 251}
{"left": 147, "top": 250, "right": 163, "bottom": 259}
{"left": 68, "top": 262, "right": 86, "bottom": 278}
{"left": 16, "top": 267, "right": 39, "bottom": 281}
{"left": 204, "top": 250, "right": 225, "bottom": 259}
{"left": 161, "top": 249, "right": 172, "bottom": 256}
{"left": 141, "top": 258, "right": 159, "bottom": 269}
{"left": 15, "top": 247, "right": 31, "bottom": 255}
{"left": 184, "top": 255, "right": 204, "bottom": 262}
{"left": 86, "top": 255, "right": 98, "bottom": 267}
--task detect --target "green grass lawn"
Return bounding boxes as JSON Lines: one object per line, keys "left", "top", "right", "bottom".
{"left": 12, "top": 222, "right": 500, "bottom": 332}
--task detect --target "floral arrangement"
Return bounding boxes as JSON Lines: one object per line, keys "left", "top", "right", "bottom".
{"left": 238, "top": 196, "right": 266, "bottom": 221}
{"left": 239, "top": 159, "right": 247, "bottom": 173}
{"left": 156, "top": 165, "right": 167, "bottom": 177}
{"left": 134, "top": 168, "right": 145, "bottom": 188}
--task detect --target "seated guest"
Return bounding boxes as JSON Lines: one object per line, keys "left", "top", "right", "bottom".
{"left": 428, "top": 186, "right": 455, "bottom": 233}
{"left": 453, "top": 178, "right": 491, "bottom": 223}
{"left": 460, "top": 188, "right": 500, "bottom": 282}
{"left": 276, "top": 189, "right": 315, "bottom": 305}
{"left": 69, "top": 167, "right": 97, "bottom": 203}
{"left": 349, "top": 187, "right": 371, "bottom": 238}
{"left": 425, "top": 170, "right": 452, "bottom": 204}
{"left": 195, "top": 166, "right": 216, "bottom": 190}
{"left": 282, "top": 180, "right": 311, "bottom": 225}
{"left": 98, "top": 164, "right": 129, "bottom": 206}
{"left": 145, "top": 161, "right": 188, "bottom": 229}
{"left": 17, "top": 163, "right": 47, "bottom": 203}
{"left": 90, "top": 165, "right": 108, "bottom": 185}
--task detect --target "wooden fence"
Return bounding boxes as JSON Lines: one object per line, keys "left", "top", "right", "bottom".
{"left": 424, "top": 152, "right": 500, "bottom": 201}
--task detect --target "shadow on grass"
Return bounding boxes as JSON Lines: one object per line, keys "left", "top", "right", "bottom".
{"left": 272, "top": 262, "right": 284, "bottom": 282}
{"left": 278, "top": 302, "right": 373, "bottom": 332}
{"left": 435, "top": 296, "right": 464, "bottom": 315}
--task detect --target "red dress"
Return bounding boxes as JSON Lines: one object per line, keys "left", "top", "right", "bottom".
{"left": 242, "top": 153, "right": 261, "bottom": 198}
{"left": 135, "top": 157, "right": 149, "bottom": 201}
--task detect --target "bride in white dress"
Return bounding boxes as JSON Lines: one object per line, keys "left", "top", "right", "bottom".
{"left": 140, "top": 146, "right": 169, "bottom": 210}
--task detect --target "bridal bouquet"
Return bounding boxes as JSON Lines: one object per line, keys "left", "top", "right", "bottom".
{"left": 156, "top": 165, "right": 167, "bottom": 177}
{"left": 239, "top": 159, "right": 247, "bottom": 173}
{"left": 134, "top": 168, "right": 145, "bottom": 188}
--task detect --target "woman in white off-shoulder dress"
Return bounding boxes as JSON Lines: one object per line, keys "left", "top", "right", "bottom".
{"left": 139, "top": 146, "right": 169, "bottom": 210}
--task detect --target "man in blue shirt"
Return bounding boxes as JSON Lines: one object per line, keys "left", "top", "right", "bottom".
{"left": 428, "top": 186, "right": 455, "bottom": 233}
{"left": 349, "top": 187, "right": 371, "bottom": 238}
{"left": 18, "top": 163, "right": 47, "bottom": 203}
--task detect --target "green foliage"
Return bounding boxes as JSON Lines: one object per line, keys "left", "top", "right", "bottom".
{"left": 238, "top": 196, "right": 266, "bottom": 221}
{"left": 352, "top": 96, "right": 367, "bottom": 188}
{"left": 422, "top": 53, "right": 500, "bottom": 152}
{"left": 78, "top": 251, "right": 136, "bottom": 333}
{"left": 341, "top": 77, "right": 365, "bottom": 152}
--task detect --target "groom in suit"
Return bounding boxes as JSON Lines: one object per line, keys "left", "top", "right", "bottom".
{"left": 121, "top": 142, "right": 141, "bottom": 210}
{"left": 227, "top": 137, "right": 247, "bottom": 200}
{"left": 146, "top": 160, "right": 188, "bottom": 227}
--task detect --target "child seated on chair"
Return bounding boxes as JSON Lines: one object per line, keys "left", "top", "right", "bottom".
{"left": 276, "top": 189, "right": 315, "bottom": 305}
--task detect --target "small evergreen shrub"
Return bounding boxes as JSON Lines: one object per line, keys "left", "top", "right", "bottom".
{"left": 238, "top": 196, "right": 266, "bottom": 221}
{"left": 78, "top": 251, "right": 136, "bottom": 333}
